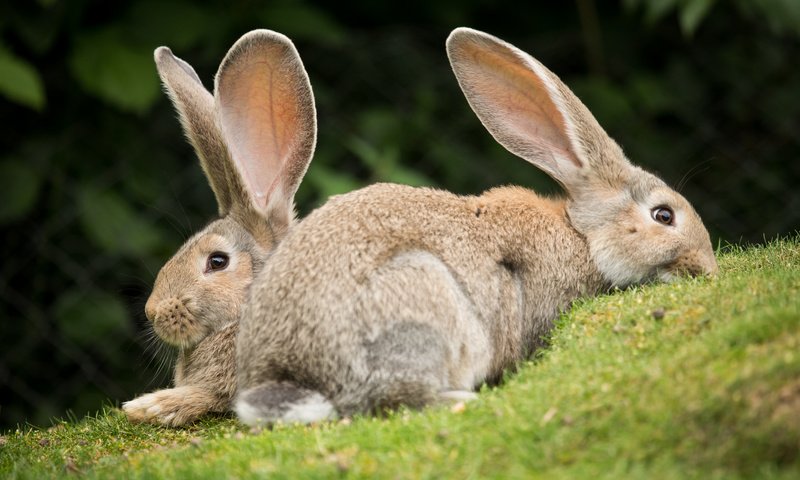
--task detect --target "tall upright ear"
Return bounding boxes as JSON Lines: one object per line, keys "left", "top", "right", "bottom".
{"left": 154, "top": 47, "right": 236, "bottom": 215}
{"left": 214, "top": 29, "right": 316, "bottom": 230}
{"left": 446, "top": 27, "right": 629, "bottom": 191}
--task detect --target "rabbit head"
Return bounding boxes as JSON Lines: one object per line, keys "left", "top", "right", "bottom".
{"left": 144, "top": 30, "right": 316, "bottom": 348}
{"left": 446, "top": 28, "right": 717, "bottom": 287}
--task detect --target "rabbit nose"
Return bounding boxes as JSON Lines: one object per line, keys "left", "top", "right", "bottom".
{"left": 694, "top": 248, "right": 719, "bottom": 277}
{"left": 704, "top": 254, "right": 719, "bottom": 277}
{"left": 674, "top": 249, "right": 718, "bottom": 278}
{"left": 149, "top": 298, "right": 191, "bottom": 323}
{"left": 145, "top": 295, "right": 190, "bottom": 323}
{"left": 144, "top": 295, "right": 157, "bottom": 322}
{"left": 668, "top": 250, "right": 719, "bottom": 277}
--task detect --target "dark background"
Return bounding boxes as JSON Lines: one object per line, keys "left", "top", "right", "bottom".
{"left": 1, "top": 0, "right": 798, "bottom": 429}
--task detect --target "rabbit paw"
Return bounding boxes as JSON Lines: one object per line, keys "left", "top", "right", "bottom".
{"left": 123, "top": 386, "right": 213, "bottom": 427}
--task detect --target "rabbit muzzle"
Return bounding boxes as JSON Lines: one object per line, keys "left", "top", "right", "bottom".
{"left": 146, "top": 296, "right": 208, "bottom": 348}
{"left": 659, "top": 248, "right": 719, "bottom": 282}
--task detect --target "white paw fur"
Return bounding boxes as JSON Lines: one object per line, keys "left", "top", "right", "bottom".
{"left": 122, "top": 393, "right": 163, "bottom": 418}
{"left": 235, "top": 392, "right": 337, "bottom": 426}
{"left": 438, "top": 390, "right": 479, "bottom": 403}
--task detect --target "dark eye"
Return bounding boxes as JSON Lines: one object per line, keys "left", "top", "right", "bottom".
{"left": 651, "top": 206, "right": 674, "bottom": 226}
{"left": 206, "top": 252, "right": 229, "bottom": 272}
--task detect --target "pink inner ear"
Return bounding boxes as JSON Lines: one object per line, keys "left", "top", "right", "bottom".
{"left": 218, "top": 56, "right": 302, "bottom": 212}
{"left": 453, "top": 37, "right": 583, "bottom": 173}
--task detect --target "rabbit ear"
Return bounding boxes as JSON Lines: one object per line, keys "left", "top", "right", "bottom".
{"left": 214, "top": 30, "right": 316, "bottom": 230}
{"left": 154, "top": 47, "right": 236, "bottom": 215}
{"left": 446, "top": 27, "right": 630, "bottom": 191}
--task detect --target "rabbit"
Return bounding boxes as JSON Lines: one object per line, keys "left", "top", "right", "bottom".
{"left": 232, "top": 27, "right": 718, "bottom": 426}
{"left": 122, "top": 29, "right": 316, "bottom": 427}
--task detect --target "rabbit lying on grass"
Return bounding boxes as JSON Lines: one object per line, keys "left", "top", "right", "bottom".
{"left": 123, "top": 30, "right": 316, "bottom": 426}
{"left": 234, "top": 28, "right": 718, "bottom": 425}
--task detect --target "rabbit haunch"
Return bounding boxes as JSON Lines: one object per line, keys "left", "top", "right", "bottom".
{"left": 234, "top": 28, "right": 717, "bottom": 425}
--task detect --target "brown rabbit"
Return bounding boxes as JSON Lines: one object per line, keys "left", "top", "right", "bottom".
{"left": 122, "top": 29, "right": 316, "bottom": 426}
{"left": 233, "top": 28, "right": 718, "bottom": 425}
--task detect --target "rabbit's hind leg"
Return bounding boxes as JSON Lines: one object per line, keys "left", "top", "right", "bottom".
{"left": 357, "top": 321, "right": 452, "bottom": 413}
{"left": 235, "top": 381, "right": 337, "bottom": 426}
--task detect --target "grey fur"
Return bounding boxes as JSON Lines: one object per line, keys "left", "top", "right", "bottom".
{"left": 234, "top": 28, "right": 718, "bottom": 425}
{"left": 238, "top": 382, "right": 317, "bottom": 412}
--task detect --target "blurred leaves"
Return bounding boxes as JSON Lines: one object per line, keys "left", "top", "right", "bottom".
{"left": 0, "top": 46, "right": 45, "bottom": 110}
{"left": 306, "top": 164, "right": 362, "bottom": 199}
{"left": 55, "top": 291, "right": 130, "bottom": 348}
{"left": 69, "top": 30, "right": 160, "bottom": 114}
{"left": 680, "top": 0, "right": 716, "bottom": 35}
{"left": 627, "top": 0, "right": 719, "bottom": 36}
{"left": 348, "top": 138, "right": 433, "bottom": 187}
{"left": 0, "top": 159, "right": 42, "bottom": 223}
{"left": 570, "top": 78, "right": 635, "bottom": 126}
{"left": 10, "top": 1, "right": 64, "bottom": 54}
{"left": 347, "top": 109, "right": 434, "bottom": 186}
{"left": 125, "top": 1, "right": 217, "bottom": 50}
{"left": 259, "top": 3, "right": 346, "bottom": 45}
{"left": 78, "top": 187, "right": 164, "bottom": 258}
{"left": 735, "top": 0, "right": 800, "bottom": 36}
{"left": 628, "top": 74, "right": 677, "bottom": 115}
{"left": 624, "top": 0, "right": 800, "bottom": 37}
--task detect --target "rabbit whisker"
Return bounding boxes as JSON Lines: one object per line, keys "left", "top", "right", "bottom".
{"left": 676, "top": 158, "right": 712, "bottom": 193}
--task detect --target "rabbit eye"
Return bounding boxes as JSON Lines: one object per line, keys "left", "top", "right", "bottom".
{"left": 651, "top": 207, "right": 674, "bottom": 226}
{"left": 206, "top": 252, "right": 229, "bottom": 272}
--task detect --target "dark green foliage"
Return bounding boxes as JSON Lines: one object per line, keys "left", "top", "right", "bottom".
{"left": 0, "top": 1, "right": 798, "bottom": 429}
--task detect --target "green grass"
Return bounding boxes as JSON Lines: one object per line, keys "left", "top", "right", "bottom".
{"left": 2, "top": 237, "right": 799, "bottom": 479}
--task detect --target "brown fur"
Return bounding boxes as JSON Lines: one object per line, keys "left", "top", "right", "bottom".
{"left": 123, "top": 30, "right": 316, "bottom": 426}
{"left": 234, "top": 28, "right": 718, "bottom": 425}
{"left": 125, "top": 324, "right": 237, "bottom": 426}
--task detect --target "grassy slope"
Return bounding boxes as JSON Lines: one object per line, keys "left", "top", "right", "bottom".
{"left": 2, "top": 238, "right": 798, "bottom": 479}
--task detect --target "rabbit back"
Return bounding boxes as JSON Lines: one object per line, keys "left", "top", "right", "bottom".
{"left": 237, "top": 182, "right": 602, "bottom": 415}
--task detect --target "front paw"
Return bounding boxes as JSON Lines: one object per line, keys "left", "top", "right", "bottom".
{"left": 123, "top": 388, "right": 206, "bottom": 427}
